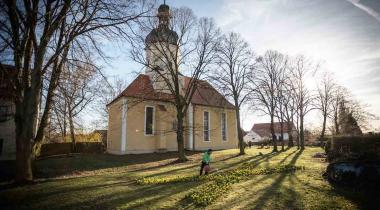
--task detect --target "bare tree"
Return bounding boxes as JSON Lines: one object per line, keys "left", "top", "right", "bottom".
{"left": 315, "top": 71, "right": 336, "bottom": 139}
{"left": 208, "top": 32, "right": 254, "bottom": 155}
{"left": 332, "top": 87, "right": 377, "bottom": 134}
{"left": 289, "top": 55, "right": 317, "bottom": 149}
{"left": 94, "top": 75, "right": 129, "bottom": 129}
{"left": 55, "top": 60, "right": 98, "bottom": 151}
{"left": 251, "top": 50, "right": 288, "bottom": 152}
{"left": 281, "top": 74, "right": 298, "bottom": 148}
{"left": 129, "top": 6, "right": 220, "bottom": 161}
{"left": 0, "top": 0, "right": 150, "bottom": 182}
{"left": 330, "top": 85, "right": 347, "bottom": 135}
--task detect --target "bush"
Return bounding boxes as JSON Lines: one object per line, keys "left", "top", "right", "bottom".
{"left": 39, "top": 142, "right": 103, "bottom": 157}
{"left": 324, "top": 135, "right": 380, "bottom": 162}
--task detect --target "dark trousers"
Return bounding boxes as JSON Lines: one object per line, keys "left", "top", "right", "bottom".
{"left": 200, "top": 161, "right": 209, "bottom": 175}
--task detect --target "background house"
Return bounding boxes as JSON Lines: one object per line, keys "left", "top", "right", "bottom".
{"left": 0, "top": 65, "right": 16, "bottom": 160}
{"left": 244, "top": 122, "right": 297, "bottom": 144}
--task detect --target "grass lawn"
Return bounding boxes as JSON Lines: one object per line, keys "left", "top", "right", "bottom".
{"left": 0, "top": 147, "right": 377, "bottom": 209}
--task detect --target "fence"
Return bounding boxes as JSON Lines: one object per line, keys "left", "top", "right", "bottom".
{"left": 39, "top": 142, "right": 104, "bottom": 157}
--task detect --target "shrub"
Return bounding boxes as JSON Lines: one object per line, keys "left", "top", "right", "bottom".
{"left": 325, "top": 135, "right": 380, "bottom": 162}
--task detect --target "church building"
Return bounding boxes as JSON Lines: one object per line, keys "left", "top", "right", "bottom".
{"left": 106, "top": 3, "right": 238, "bottom": 154}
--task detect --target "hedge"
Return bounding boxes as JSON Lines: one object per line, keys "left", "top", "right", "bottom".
{"left": 39, "top": 142, "right": 104, "bottom": 157}
{"left": 324, "top": 134, "right": 380, "bottom": 162}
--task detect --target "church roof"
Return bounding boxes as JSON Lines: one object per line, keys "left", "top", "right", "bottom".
{"left": 184, "top": 77, "right": 235, "bottom": 109}
{"left": 108, "top": 74, "right": 235, "bottom": 109}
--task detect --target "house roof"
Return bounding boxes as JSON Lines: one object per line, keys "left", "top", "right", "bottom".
{"left": 108, "top": 74, "right": 235, "bottom": 109}
{"left": 250, "top": 122, "right": 296, "bottom": 137}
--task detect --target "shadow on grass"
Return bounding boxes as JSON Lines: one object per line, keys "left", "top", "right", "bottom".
{"left": 56, "top": 180, "right": 202, "bottom": 210}
{"left": 243, "top": 149, "right": 303, "bottom": 209}
{"left": 34, "top": 151, "right": 207, "bottom": 178}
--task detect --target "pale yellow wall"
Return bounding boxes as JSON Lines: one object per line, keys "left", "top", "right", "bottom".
{"left": 107, "top": 97, "right": 238, "bottom": 154}
{"left": 124, "top": 98, "right": 178, "bottom": 153}
{"left": 193, "top": 105, "right": 238, "bottom": 150}
{"left": 107, "top": 99, "right": 122, "bottom": 153}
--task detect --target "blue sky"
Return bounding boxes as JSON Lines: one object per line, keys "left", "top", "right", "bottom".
{"left": 100, "top": 0, "right": 380, "bottom": 131}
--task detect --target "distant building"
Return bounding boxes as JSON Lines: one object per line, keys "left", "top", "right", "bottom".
{"left": 0, "top": 65, "right": 16, "bottom": 160}
{"left": 244, "top": 122, "right": 297, "bottom": 144}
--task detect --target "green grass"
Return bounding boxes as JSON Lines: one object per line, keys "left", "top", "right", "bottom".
{"left": 0, "top": 147, "right": 376, "bottom": 209}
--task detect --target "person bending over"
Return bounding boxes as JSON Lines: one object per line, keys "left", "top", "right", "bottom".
{"left": 200, "top": 149, "right": 212, "bottom": 175}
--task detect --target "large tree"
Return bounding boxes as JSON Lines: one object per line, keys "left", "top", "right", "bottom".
{"left": 129, "top": 6, "right": 220, "bottom": 161}
{"left": 0, "top": 0, "right": 150, "bottom": 183}
{"left": 208, "top": 32, "right": 255, "bottom": 155}
{"left": 281, "top": 73, "right": 298, "bottom": 148}
{"left": 315, "top": 71, "right": 336, "bottom": 139}
{"left": 289, "top": 55, "right": 316, "bottom": 149}
{"left": 251, "top": 50, "right": 288, "bottom": 152}
{"left": 54, "top": 60, "right": 98, "bottom": 151}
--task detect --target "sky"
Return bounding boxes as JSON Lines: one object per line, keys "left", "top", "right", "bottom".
{"left": 100, "top": 0, "right": 380, "bottom": 132}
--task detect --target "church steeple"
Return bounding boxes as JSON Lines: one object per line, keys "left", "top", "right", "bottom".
{"left": 157, "top": 2, "right": 170, "bottom": 28}
{"left": 144, "top": 2, "right": 178, "bottom": 45}
{"left": 144, "top": 2, "right": 180, "bottom": 94}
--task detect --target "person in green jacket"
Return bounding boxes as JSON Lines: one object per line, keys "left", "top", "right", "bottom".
{"left": 200, "top": 149, "right": 212, "bottom": 175}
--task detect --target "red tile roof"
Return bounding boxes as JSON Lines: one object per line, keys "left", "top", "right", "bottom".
{"left": 184, "top": 77, "right": 235, "bottom": 109}
{"left": 108, "top": 74, "right": 235, "bottom": 109}
{"left": 251, "top": 122, "right": 296, "bottom": 137}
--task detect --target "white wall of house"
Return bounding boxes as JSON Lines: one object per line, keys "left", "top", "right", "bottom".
{"left": 275, "top": 133, "right": 289, "bottom": 140}
{"left": 243, "top": 131, "right": 262, "bottom": 143}
{"left": 244, "top": 131, "right": 291, "bottom": 143}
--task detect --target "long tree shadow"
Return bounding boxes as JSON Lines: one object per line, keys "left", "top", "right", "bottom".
{"left": 244, "top": 149, "right": 303, "bottom": 209}
{"left": 132, "top": 152, "right": 247, "bottom": 177}
{"left": 56, "top": 179, "right": 203, "bottom": 210}
{"left": 34, "top": 151, "right": 205, "bottom": 179}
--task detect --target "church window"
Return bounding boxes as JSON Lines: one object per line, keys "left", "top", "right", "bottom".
{"left": 221, "top": 112, "right": 227, "bottom": 141}
{"left": 203, "top": 111, "right": 210, "bottom": 141}
{"left": 145, "top": 106, "right": 155, "bottom": 135}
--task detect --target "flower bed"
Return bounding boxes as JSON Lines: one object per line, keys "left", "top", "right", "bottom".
{"left": 137, "top": 163, "right": 304, "bottom": 206}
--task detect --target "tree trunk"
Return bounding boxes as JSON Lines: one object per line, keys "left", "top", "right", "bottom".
{"left": 296, "top": 114, "right": 300, "bottom": 149}
{"left": 68, "top": 109, "right": 76, "bottom": 153}
{"left": 176, "top": 110, "right": 187, "bottom": 161}
{"left": 334, "top": 109, "right": 339, "bottom": 135}
{"left": 15, "top": 126, "right": 34, "bottom": 183}
{"left": 15, "top": 100, "right": 36, "bottom": 183}
{"left": 280, "top": 121, "right": 284, "bottom": 151}
{"left": 320, "top": 113, "right": 327, "bottom": 139}
{"left": 287, "top": 122, "right": 294, "bottom": 147}
{"left": 235, "top": 107, "right": 245, "bottom": 155}
{"left": 300, "top": 115, "right": 305, "bottom": 150}
{"left": 270, "top": 114, "right": 278, "bottom": 152}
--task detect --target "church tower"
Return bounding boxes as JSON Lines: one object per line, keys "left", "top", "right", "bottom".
{"left": 145, "top": 3, "right": 179, "bottom": 93}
